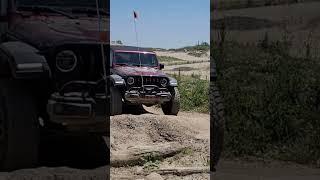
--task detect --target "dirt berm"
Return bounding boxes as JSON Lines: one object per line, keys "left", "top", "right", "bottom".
{"left": 110, "top": 106, "right": 210, "bottom": 180}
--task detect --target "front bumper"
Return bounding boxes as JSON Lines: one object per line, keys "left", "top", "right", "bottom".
{"left": 124, "top": 86, "right": 172, "bottom": 104}
{"left": 47, "top": 92, "right": 108, "bottom": 133}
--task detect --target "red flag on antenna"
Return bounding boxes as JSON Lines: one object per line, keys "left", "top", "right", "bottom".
{"left": 133, "top": 11, "right": 138, "bottom": 20}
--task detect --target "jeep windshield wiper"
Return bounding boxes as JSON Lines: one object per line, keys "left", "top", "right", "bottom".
{"left": 17, "top": 5, "right": 77, "bottom": 19}
{"left": 71, "top": 7, "right": 109, "bottom": 16}
{"left": 131, "top": 64, "right": 142, "bottom": 67}
{"left": 132, "top": 63, "right": 155, "bottom": 67}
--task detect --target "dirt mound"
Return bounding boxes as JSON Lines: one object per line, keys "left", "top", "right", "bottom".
{"left": 110, "top": 108, "right": 210, "bottom": 179}
{"left": 111, "top": 114, "right": 197, "bottom": 150}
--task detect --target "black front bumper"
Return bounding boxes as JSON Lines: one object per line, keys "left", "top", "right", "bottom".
{"left": 124, "top": 85, "right": 172, "bottom": 105}
{"left": 47, "top": 81, "right": 108, "bottom": 133}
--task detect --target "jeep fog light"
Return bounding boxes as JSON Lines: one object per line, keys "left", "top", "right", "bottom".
{"left": 160, "top": 78, "right": 168, "bottom": 87}
{"left": 56, "top": 50, "right": 77, "bottom": 72}
{"left": 127, "top": 77, "right": 135, "bottom": 85}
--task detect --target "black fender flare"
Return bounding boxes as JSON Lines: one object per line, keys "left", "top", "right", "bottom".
{"left": 110, "top": 74, "right": 125, "bottom": 86}
{"left": 0, "top": 41, "right": 51, "bottom": 79}
{"left": 168, "top": 77, "right": 178, "bottom": 87}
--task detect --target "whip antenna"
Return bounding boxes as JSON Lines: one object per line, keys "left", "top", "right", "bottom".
{"left": 133, "top": 10, "right": 144, "bottom": 90}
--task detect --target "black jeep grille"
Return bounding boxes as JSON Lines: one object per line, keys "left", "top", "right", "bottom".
{"left": 128, "top": 76, "right": 167, "bottom": 87}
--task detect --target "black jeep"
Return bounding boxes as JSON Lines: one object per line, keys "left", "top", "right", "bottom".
{"left": 0, "top": 0, "right": 109, "bottom": 170}
{"left": 110, "top": 45, "right": 180, "bottom": 116}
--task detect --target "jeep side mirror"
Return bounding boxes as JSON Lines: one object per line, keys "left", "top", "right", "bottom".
{"left": 159, "top": 63, "right": 164, "bottom": 70}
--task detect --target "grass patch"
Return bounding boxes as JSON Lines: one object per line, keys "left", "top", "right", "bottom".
{"left": 170, "top": 74, "right": 209, "bottom": 113}
{"left": 143, "top": 160, "right": 161, "bottom": 171}
{"left": 181, "top": 147, "right": 194, "bottom": 156}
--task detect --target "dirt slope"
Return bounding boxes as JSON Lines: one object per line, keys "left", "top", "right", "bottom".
{"left": 155, "top": 50, "right": 210, "bottom": 80}
{"left": 110, "top": 106, "right": 210, "bottom": 179}
{"left": 155, "top": 51, "right": 210, "bottom": 62}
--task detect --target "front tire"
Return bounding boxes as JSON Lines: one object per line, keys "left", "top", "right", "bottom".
{"left": 210, "top": 82, "right": 225, "bottom": 170}
{"left": 110, "top": 87, "right": 122, "bottom": 116}
{"left": 0, "top": 79, "right": 39, "bottom": 171}
{"left": 161, "top": 87, "right": 180, "bottom": 115}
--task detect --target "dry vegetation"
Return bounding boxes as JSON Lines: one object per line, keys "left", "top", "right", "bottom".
{"left": 212, "top": 1, "right": 320, "bottom": 166}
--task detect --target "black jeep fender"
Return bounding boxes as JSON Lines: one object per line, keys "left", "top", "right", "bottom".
{"left": 110, "top": 74, "right": 125, "bottom": 86}
{"left": 168, "top": 77, "right": 178, "bottom": 87}
{"left": 0, "top": 41, "right": 51, "bottom": 79}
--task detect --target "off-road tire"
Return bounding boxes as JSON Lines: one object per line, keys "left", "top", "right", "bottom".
{"left": 210, "top": 82, "right": 225, "bottom": 171}
{"left": 110, "top": 87, "right": 122, "bottom": 115}
{"left": 161, "top": 87, "right": 180, "bottom": 115}
{"left": 0, "top": 79, "right": 39, "bottom": 171}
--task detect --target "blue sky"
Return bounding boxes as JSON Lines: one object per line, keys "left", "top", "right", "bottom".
{"left": 110, "top": 0, "right": 210, "bottom": 49}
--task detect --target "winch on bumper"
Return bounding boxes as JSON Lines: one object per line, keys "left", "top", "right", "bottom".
{"left": 46, "top": 81, "right": 108, "bottom": 133}
{"left": 124, "top": 85, "right": 172, "bottom": 104}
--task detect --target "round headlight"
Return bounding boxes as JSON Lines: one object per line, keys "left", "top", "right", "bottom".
{"left": 127, "top": 77, "right": 135, "bottom": 85}
{"left": 56, "top": 50, "right": 77, "bottom": 72}
{"left": 160, "top": 78, "right": 168, "bottom": 87}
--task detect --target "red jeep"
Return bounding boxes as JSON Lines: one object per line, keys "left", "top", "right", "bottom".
{"left": 110, "top": 45, "right": 180, "bottom": 115}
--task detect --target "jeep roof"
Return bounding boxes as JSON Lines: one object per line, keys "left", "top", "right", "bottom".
{"left": 111, "top": 45, "right": 155, "bottom": 54}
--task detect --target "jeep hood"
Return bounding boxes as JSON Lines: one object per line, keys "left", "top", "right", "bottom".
{"left": 8, "top": 15, "right": 109, "bottom": 49}
{"left": 113, "top": 66, "right": 167, "bottom": 77}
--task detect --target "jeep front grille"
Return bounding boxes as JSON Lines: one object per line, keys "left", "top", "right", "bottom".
{"left": 127, "top": 76, "right": 168, "bottom": 87}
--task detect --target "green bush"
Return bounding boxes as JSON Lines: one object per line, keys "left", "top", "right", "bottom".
{"left": 171, "top": 74, "right": 209, "bottom": 113}
{"left": 212, "top": 42, "right": 320, "bottom": 164}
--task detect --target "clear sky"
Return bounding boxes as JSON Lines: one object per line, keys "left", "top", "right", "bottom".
{"left": 110, "top": 0, "right": 210, "bottom": 49}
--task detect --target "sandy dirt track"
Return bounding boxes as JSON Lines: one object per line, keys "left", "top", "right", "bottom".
{"left": 154, "top": 50, "right": 210, "bottom": 80}
{"left": 163, "top": 62, "right": 210, "bottom": 80}
{"left": 155, "top": 51, "right": 210, "bottom": 62}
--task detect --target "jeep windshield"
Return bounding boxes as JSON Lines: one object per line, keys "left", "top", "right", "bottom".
{"left": 114, "top": 52, "right": 159, "bottom": 67}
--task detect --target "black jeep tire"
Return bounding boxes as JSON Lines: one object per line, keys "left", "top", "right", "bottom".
{"left": 0, "top": 79, "right": 39, "bottom": 171}
{"left": 110, "top": 87, "right": 122, "bottom": 115}
{"left": 161, "top": 87, "right": 180, "bottom": 115}
{"left": 210, "top": 82, "right": 225, "bottom": 170}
